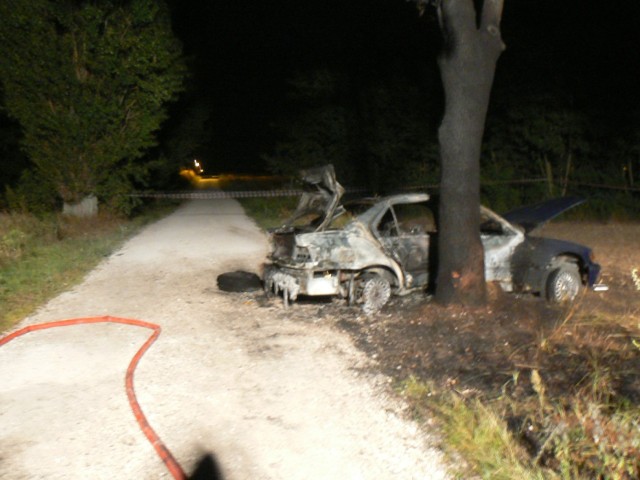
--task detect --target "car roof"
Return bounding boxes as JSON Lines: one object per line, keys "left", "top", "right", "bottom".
{"left": 356, "top": 192, "right": 430, "bottom": 224}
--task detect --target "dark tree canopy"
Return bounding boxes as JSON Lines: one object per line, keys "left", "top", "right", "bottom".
{"left": 0, "top": 0, "right": 186, "bottom": 212}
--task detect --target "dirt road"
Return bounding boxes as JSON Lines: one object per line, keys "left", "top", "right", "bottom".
{"left": 0, "top": 199, "right": 449, "bottom": 480}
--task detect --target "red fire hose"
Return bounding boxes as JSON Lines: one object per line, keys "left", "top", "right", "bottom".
{"left": 0, "top": 316, "right": 186, "bottom": 480}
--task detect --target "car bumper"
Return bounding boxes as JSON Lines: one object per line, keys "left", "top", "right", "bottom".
{"left": 263, "top": 264, "right": 341, "bottom": 300}
{"left": 587, "top": 262, "right": 602, "bottom": 287}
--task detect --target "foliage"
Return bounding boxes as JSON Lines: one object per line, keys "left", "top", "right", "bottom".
{"left": 535, "top": 398, "right": 640, "bottom": 479}
{"left": 0, "top": 228, "right": 28, "bottom": 266}
{"left": 481, "top": 90, "right": 640, "bottom": 217}
{"left": 508, "top": 362, "right": 640, "bottom": 480}
{"left": 263, "top": 69, "right": 439, "bottom": 192}
{"left": 261, "top": 65, "right": 640, "bottom": 217}
{"left": 160, "top": 99, "right": 211, "bottom": 178}
{"left": 358, "top": 80, "right": 439, "bottom": 192}
{"left": 260, "top": 54, "right": 638, "bottom": 220}
{"left": 0, "top": 0, "right": 186, "bottom": 209}
{"left": 263, "top": 69, "right": 354, "bottom": 181}
{"left": 0, "top": 112, "right": 29, "bottom": 194}
{"left": 4, "top": 169, "right": 59, "bottom": 214}
{"left": 485, "top": 95, "right": 589, "bottom": 198}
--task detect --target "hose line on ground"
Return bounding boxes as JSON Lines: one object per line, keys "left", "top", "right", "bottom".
{"left": 0, "top": 316, "right": 186, "bottom": 480}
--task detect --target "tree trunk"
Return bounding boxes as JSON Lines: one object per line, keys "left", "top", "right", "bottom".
{"left": 62, "top": 194, "right": 98, "bottom": 218}
{"left": 434, "top": 0, "right": 505, "bottom": 305}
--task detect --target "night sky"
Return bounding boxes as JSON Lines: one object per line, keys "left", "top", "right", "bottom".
{"left": 165, "top": 0, "right": 640, "bottom": 174}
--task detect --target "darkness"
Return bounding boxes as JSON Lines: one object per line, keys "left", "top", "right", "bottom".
{"left": 166, "top": 0, "right": 640, "bottom": 174}
{"left": 167, "top": 0, "right": 438, "bottom": 173}
{"left": 1, "top": 0, "right": 639, "bottom": 193}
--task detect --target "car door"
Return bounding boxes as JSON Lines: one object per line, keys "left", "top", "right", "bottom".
{"left": 376, "top": 202, "right": 434, "bottom": 288}
{"left": 480, "top": 207, "right": 525, "bottom": 289}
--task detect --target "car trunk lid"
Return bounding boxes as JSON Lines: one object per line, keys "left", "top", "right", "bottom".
{"left": 282, "top": 164, "right": 345, "bottom": 233}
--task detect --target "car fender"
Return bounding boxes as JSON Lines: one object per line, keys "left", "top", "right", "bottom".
{"left": 511, "top": 237, "right": 593, "bottom": 293}
{"left": 297, "top": 224, "right": 406, "bottom": 288}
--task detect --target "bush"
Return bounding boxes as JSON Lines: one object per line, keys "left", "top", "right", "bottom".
{"left": 4, "top": 170, "right": 58, "bottom": 214}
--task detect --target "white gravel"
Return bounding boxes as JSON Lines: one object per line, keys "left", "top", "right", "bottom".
{"left": 0, "top": 199, "right": 450, "bottom": 480}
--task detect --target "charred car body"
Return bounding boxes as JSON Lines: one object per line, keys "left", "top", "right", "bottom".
{"left": 263, "top": 165, "right": 602, "bottom": 314}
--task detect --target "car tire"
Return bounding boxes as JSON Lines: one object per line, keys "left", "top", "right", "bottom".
{"left": 217, "top": 271, "right": 262, "bottom": 292}
{"left": 546, "top": 263, "right": 581, "bottom": 302}
{"left": 361, "top": 276, "right": 391, "bottom": 315}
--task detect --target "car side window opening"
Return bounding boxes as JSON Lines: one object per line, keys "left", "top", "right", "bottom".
{"left": 480, "top": 212, "right": 505, "bottom": 235}
{"left": 378, "top": 208, "right": 399, "bottom": 237}
{"left": 393, "top": 202, "right": 436, "bottom": 235}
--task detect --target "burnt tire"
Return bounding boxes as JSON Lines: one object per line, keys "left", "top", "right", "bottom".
{"left": 217, "top": 271, "right": 262, "bottom": 292}
{"left": 361, "top": 276, "right": 391, "bottom": 315}
{"left": 546, "top": 263, "right": 581, "bottom": 302}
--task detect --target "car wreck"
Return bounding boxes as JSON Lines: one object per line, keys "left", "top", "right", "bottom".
{"left": 263, "top": 165, "right": 603, "bottom": 314}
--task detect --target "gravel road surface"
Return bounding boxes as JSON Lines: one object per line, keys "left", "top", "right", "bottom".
{"left": 0, "top": 199, "right": 449, "bottom": 479}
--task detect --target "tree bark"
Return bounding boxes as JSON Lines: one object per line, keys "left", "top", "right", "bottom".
{"left": 434, "top": 0, "right": 505, "bottom": 305}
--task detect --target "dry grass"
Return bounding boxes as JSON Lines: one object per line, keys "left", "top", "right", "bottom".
{"left": 0, "top": 205, "right": 176, "bottom": 331}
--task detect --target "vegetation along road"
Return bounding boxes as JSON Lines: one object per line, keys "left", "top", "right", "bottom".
{"left": 0, "top": 199, "right": 449, "bottom": 480}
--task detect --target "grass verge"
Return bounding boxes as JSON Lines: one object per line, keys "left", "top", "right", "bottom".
{"left": 238, "top": 196, "right": 297, "bottom": 230}
{"left": 400, "top": 364, "right": 640, "bottom": 479}
{"left": 401, "top": 376, "right": 544, "bottom": 480}
{"left": 396, "top": 302, "right": 640, "bottom": 480}
{"left": 0, "top": 202, "right": 177, "bottom": 332}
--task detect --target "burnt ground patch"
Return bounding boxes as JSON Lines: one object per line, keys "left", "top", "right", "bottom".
{"left": 256, "top": 284, "right": 640, "bottom": 405}
{"left": 342, "top": 292, "right": 640, "bottom": 401}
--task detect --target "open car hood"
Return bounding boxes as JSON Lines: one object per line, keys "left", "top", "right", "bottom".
{"left": 283, "top": 164, "right": 345, "bottom": 232}
{"left": 502, "top": 196, "right": 585, "bottom": 233}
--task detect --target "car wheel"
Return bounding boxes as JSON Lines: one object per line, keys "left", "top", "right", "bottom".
{"left": 546, "top": 263, "right": 581, "bottom": 302}
{"left": 361, "top": 276, "right": 391, "bottom": 315}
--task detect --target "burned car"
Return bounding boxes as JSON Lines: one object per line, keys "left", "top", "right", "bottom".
{"left": 263, "top": 165, "right": 602, "bottom": 314}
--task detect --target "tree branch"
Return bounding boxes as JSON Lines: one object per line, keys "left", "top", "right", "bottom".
{"left": 481, "top": 0, "right": 504, "bottom": 37}
{"left": 440, "top": 0, "right": 476, "bottom": 34}
{"left": 436, "top": 0, "right": 478, "bottom": 56}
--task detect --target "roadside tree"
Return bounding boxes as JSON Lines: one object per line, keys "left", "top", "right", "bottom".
{"left": 0, "top": 0, "right": 186, "bottom": 214}
{"left": 418, "top": 0, "right": 505, "bottom": 305}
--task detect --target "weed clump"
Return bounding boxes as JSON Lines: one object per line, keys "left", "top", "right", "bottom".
{"left": 0, "top": 213, "right": 50, "bottom": 266}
